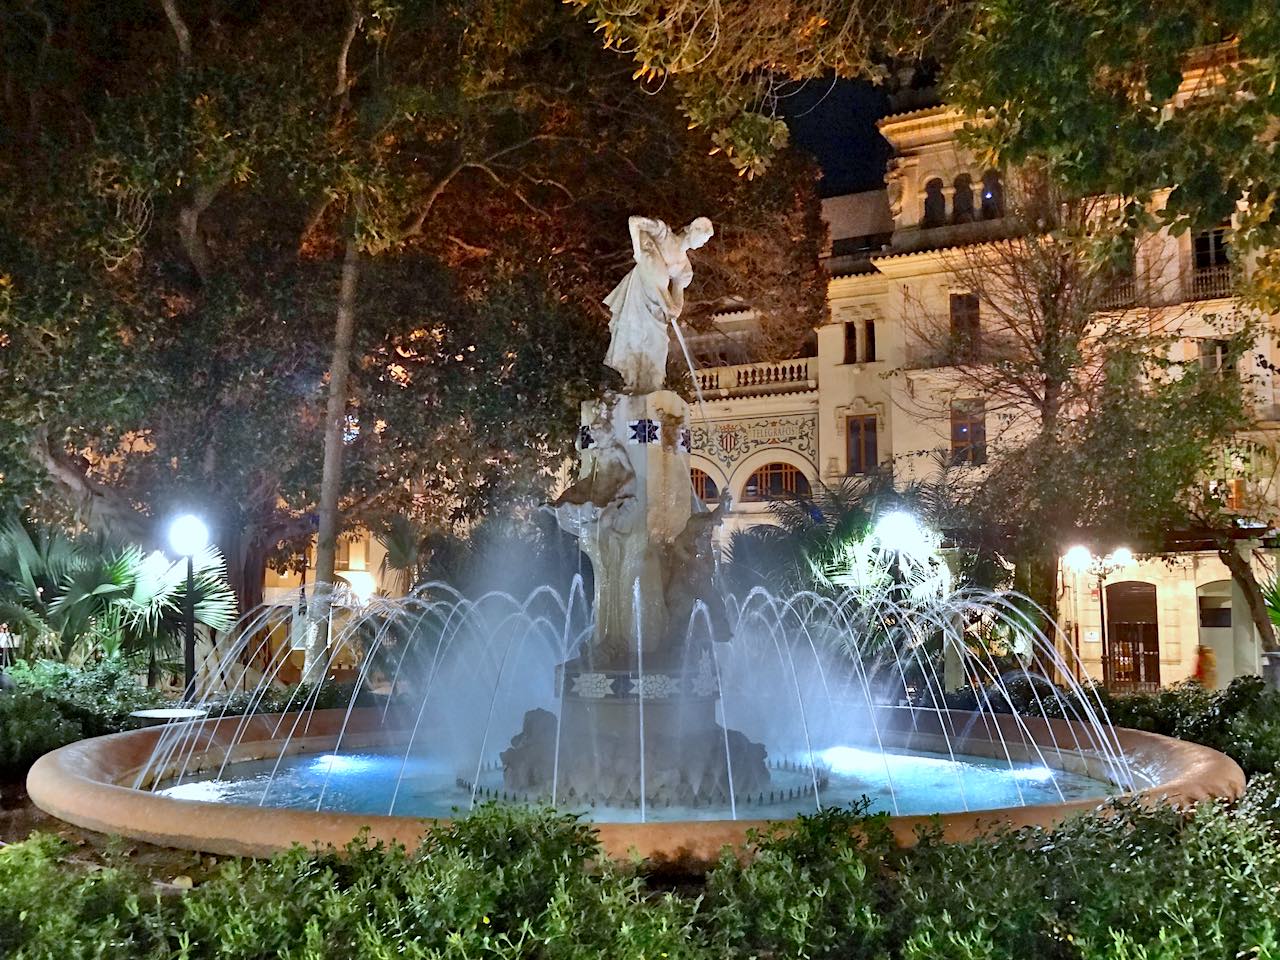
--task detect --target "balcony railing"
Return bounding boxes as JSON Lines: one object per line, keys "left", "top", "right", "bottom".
{"left": 694, "top": 359, "right": 817, "bottom": 398}
{"left": 1187, "top": 263, "right": 1233, "bottom": 301}
{"left": 1098, "top": 276, "right": 1136, "bottom": 310}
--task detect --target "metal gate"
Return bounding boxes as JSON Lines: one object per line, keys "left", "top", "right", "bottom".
{"left": 1104, "top": 621, "right": 1161, "bottom": 693}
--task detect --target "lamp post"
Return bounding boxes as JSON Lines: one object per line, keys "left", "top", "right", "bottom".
{"left": 169, "top": 514, "right": 209, "bottom": 702}
{"left": 1063, "top": 545, "right": 1133, "bottom": 688}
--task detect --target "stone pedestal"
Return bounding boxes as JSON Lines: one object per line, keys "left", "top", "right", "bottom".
{"left": 572, "top": 390, "right": 692, "bottom": 664}
{"left": 503, "top": 389, "right": 769, "bottom": 808}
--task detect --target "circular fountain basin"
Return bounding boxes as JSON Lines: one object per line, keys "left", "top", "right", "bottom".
{"left": 27, "top": 708, "right": 1245, "bottom": 868}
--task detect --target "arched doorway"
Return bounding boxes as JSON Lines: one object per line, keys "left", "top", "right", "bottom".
{"left": 1104, "top": 581, "right": 1160, "bottom": 692}
{"left": 1196, "top": 580, "right": 1233, "bottom": 688}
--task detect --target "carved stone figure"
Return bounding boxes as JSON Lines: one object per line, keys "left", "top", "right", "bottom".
{"left": 546, "top": 404, "right": 659, "bottom": 664}
{"left": 603, "top": 215, "right": 713, "bottom": 394}
{"left": 663, "top": 495, "right": 732, "bottom": 648}
{"left": 885, "top": 157, "right": 905, "bottom": 221}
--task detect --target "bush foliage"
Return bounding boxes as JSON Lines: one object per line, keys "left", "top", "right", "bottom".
{"left": 3, "top": 783, "right": 1280, "bottom": 960}
{"left": 0, "top": 691, "right": 82, "bottom": 774}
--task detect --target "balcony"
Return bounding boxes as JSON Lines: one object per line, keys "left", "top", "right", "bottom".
{"left": 1098, "top": 275, "right": 1137, "bottom": 310}
{"left": 1186, "top": 263, "right": 1233, "bottom": 301}
{"left": 693, "top": 359, "right": 817, "bottom": 398}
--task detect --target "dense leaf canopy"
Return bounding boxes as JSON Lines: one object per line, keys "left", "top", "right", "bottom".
{"left": 0, "top": 0, "right": 824, "bottom": 603}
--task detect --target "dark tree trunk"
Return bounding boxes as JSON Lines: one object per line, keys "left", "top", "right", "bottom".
{"left": 306, "top": 234, "right": 360, "bottom": 682}
{"left": 1219, "top": 542, "right": 1278, "bottom": 653}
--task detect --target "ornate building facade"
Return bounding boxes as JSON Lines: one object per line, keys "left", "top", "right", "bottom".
{"left": 685, "top": 104, "right": 1280, "bottom": 692}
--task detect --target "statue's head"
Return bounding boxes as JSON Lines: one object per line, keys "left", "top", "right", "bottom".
{"left": 681, "top": 217, "right": 714, "bottom": 251}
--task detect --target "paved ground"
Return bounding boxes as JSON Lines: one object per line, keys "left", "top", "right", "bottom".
{"left": 1, "top": 776, "right": 215, "bottom": 882}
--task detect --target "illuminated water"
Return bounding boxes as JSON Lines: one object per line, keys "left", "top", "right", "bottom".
{"left": 155, "top": 745, "right": 1114, "bottom": 822}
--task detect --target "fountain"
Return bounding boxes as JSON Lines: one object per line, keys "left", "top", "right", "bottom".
{"left": 26, "top": 214, "right": 1246, "bottom": 863}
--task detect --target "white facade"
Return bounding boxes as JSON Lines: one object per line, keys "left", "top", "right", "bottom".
{"left": 685, "top": 104, "right": 1280, "bottom": 691}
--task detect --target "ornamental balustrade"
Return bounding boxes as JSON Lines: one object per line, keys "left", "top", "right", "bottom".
{"left": 694, "top": 359, "right": 817, "bottom": 397}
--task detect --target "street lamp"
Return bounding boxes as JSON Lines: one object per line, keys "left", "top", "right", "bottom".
{"left": 169, "top": 514, "right": 209, "bottom": 702}
{"left": 873, "top": 510, "right": 931, "bottom": 559}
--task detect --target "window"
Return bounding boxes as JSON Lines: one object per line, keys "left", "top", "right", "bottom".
{"left": 1190, "top": 224, "right": 1232, "bottom": 300}
{"left": 1198, "top": 338, "right": 1234, "bottom": 373}
{"left": 980, "top": 170, "right": 1005, "bottom": 220}
{"left": 744, "top": 463, "right": 811, "bottom": 501}
{"left": 691, "top": 468, "right": 719, "bottom": 502}
{"left": 951, "top": 174, "right": 975, "bottom": 224}
{"left": 950, "top": 402, "right": 987, "bottom": 465}
{"left": 950, "top": 293, "right": 980, "bottom": 360}
{"left": 1198, "top": 596, "right": 1231, "bottom": 628}
{"left": 843, "top": 321, "right": 858, "bottom": 364}
{"left": 1193, "top": 225, "right": 1231, "bottom": 270}
{"left": 864, "top": 319, "right": 876, "bottom": 362}
{"left": 847, "top": 416, "right": 878, "bottom": 475}
{"left": 1209, "top": 476, "right": 1247, "bottom": 511}
{"left": 922, "top": 178, "right": 946, "bottom": 228}
{"left": 334, "top": 537, "right": 351, "bottom": 570}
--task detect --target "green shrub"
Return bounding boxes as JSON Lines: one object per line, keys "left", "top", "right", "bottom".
{"left": 0, "top": 834, "right": 168, "bottom": 959}
{"left": 209, "top": 680, "right": 369, "bottom": 718}
{"left": 6, "top": 787, "right": 1280, "bottom": 959}
{"left": 1172, "top": 676, "right": 1280, "bottom": 776}
{"left": 6, "top": 658, "right": 163, "bottom": 737}
{"left": 0, "top": 691, "right": 82, "bottom": 773}
{"left": 170, "top": 805, "right": 702, "bottom": 960}
{"left": 942, "top": 675, "right": 1280, "bottom": 777}
{"left": 702, "top": 802, "right": 897, "bottom": 960}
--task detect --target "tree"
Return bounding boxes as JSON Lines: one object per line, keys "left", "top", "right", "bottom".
{"left": 950, "top": 0, "right": 1280, "bottom": 308}
{"left": 1071, "top": 340, "right": 1278, "bottom": 652}
{"left": 896, "top": 173, "right": 1189, "bottom": 626}
{"left": 568, "top": 0, "right": 961, "bottom": 175}
{"left": 0, "top": 513, "right": 236, "bottom": 680}
{"left": 578, "top": 0, "right": 1280, "bottom": 311}
{"left": 0, "top": 0, "right": 825, "bottom": 630}
{"left": 723, "top": 473, "right": 907, "bottom": 593}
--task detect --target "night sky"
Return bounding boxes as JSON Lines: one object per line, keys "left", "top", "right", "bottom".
{"left": 782, "top": 79, "right": 894, "bottom": 197}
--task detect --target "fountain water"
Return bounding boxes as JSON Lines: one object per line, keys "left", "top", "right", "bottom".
{"left": 139, "top": 211, "right": 1131, "bottom": 821}
{"left": 25, "top": 214, "right": 1248, "bottom": 860}
{"left": 127, "top": 558, "right": 1139, "bottom": 825}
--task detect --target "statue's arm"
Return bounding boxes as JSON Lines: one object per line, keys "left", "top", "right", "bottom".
{"left": 628, "top": 215, "right": 666, "bottom": 260}
{"left": 665, "top": 282, "right": 684, "bottom": 318}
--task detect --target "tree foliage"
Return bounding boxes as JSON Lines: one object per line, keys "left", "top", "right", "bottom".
{"left": 569, "top": 0, "right": 964, "bottom": 175}
{"left": 0, "top": 513, "right": 235, "bottom": 665}
{"left": 951, "top": 0, "right": 1280, "bottom": 305}
{"left": 0, "top": 0, "right": 824, "bottom": 608}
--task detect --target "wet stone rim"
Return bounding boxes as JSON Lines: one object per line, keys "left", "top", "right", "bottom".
{"left": 26, "top": 708, "right": 1247, "bottom": 869}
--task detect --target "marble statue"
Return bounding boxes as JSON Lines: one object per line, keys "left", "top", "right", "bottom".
{"left": 504, "top": 217, "right": 770, "bottom": 808}
{"left": 603, "top": 215, "right": 714, "bottom": 394}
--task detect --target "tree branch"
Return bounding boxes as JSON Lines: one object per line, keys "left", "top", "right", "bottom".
{"left": 28, "top": 428, "right": 153, "bottom": 545}
{"left": 334, "top": 1, "right": 363, "bottom": 99}
{"left": 177, "top": 178, "right": 225, "bottom": 284}
{"left": 158, "top": 0, "right": 193, "bottom": 66}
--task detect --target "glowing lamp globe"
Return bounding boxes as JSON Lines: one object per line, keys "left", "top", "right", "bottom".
{"left": 169, "top": 514, "right": 209, "bottom": 558}
{"left": 874, "top": 510, "right": 930, "bottom": 558}
{"left": 1110, "top": 546, "right": 1134, "bottom": 567}
{"left": 1063, "top": 545, "right": 1092, "bottom": 574}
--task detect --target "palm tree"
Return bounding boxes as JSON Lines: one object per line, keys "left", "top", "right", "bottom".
{"left": 723, "top": 472, "right": 911, "bottom": 593}
{"left": 375, "top": 514, "right": 431, "bottom": 597}
{"left": 0, "top": 514, "right": 237, "bottom": 683}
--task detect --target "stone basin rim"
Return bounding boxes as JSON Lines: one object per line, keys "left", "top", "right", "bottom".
{"left": 26, "top": 707, "right": 1246, "bottom": 868}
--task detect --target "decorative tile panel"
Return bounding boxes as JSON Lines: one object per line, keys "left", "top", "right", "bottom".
{"left": 689, "top": 414, "right": 819, "bottom": 471}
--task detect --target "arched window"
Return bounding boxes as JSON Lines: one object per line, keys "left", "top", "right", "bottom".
{"left": 981, "top": 170, "right": 1005, "bottom": 220}
{"left": 951, "top": 173, "right": 975, "bottom": 224}
{"left": 691, "top": 468, "right": 719, "bottom": 502}
{"left": 743, "top": 462, "right": 812, "bottom": 501}
{"left": 921, "top": 178, "right": 946, "bottom": 228}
